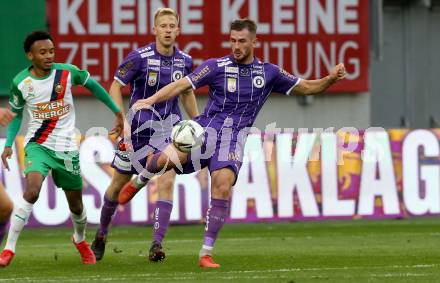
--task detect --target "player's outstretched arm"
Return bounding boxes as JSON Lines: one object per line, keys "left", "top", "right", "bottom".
{"left": 291, "top": 63, "right": 346, "bottom": 96}
{"left": 133, "top": 77, "right": 192, "bottom": 111}
{"left": 2, "top": 107, "right": 23, "bottom": 170}
{"left": 108, "top": 80, "right": 126, "bottom": 113}
{"left": 180, "top": 89, "right": 199, "bottom": 119}
{"left": 84, "top": 78, "right": 124, "bottom": 137}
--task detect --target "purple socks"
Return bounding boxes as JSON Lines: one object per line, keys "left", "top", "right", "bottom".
{"left": 152, "top": 200, "right": 173, "bottom": 243}
{"left": 0, "top": 221, "right": 7, "bottom": 244}
{"left": 98, "top": 195, "right": 119, "bottom": 235}
{"left": 203, "top": 199, "right": 229, "bottom": 248}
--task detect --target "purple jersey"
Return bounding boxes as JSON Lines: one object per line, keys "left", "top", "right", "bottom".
{"left": 179, "top": 55, "right": 301, "bottom": 181}
{"left": 114, "top": 43, "right": 193, "bottom": 137}
{"left": 186, "top": 55, "right": 300, "bottom": 133}
{"left": 112, "top": 43, "right": 192, "bottom": 175}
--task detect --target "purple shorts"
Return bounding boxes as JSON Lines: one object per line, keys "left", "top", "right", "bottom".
{"left": 176, "top": 116, "right": 246, "bottom": 184}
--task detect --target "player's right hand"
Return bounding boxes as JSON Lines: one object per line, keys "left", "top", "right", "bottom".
{"left": 0, "top": 108, "right": 16, "bottom": 127}
{"left": 132, "top": 98, "right": 153, "bottom": 112}
{"left": 1, "top": 147, "right": 13, "bottom": 171}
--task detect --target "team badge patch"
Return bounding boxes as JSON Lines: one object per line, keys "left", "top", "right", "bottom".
{"left": 253, "top": 76, "right": 265, "bottom": 88}
{"left": 173, "top": 70, "right": 183, "bottom": 81}
{"left": 54, "top": 83, "right": 64, "bottom": 94}
{"left": 227, "top": 78, "right": 237, "bottom": 92}
{"left": 148, "top": 72, "right": 158, "bottom": 86}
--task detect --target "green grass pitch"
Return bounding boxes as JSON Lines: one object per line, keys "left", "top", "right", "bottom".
{"left": 1, "top": 218, "right": 439, "bottom": 282}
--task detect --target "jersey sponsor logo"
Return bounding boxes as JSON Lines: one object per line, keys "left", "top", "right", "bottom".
{"left": 148, "top": 59, "right": 161, "bottom": 66}
{"left": 226, "top": 74, "right": 238, "bottom": 78}
{"left": 174, "top": 63, "right": 185, "bottom": 68}
{"left": 227, "top": 78, "right": 237, "bottom": 92}
{"left": 174, "top": 58, "right": 184, "bottom": 62}
{"left": 24, "top": 78, "right": 35, "bottom": 93}
{"left": 253, "top": 76, "right": 265, "bottom": 88}
{"left": 138, "top": 46, "right": 152, "bottom": 53}
{"left": 148, "top": 72, "right": 158, "bottom": 86}
{"left": 217, "top": 61, "right": 232, "bottom": 67}
{"left": 148, "top": 66, "right": 160, "bottom": 72}
{"left": 173, "top": 70, "right": 183, "bottom": 81}
{"left": 32, "top": 99, "right": 70, "bottom": 120}
{"left": 22, "top": 80, "right": 35, "bottom": 96}
{"left": 252, "top": 70, "right": 264, "bottom": 75}
{"left": 228, "top": 152, "right": 240, "bottom": 162}
{"left": 141, "top": 51, "right": 155, "bottom": 58}
{"left": 118, "top": 60, "right": 134, "bottom": 77}
{"left": 190, "top": 65, "right": 210, "bottom": 82}
{"left": 225, "top": 66, "right": 239, "bottom": 74}
{"left": 280, "top": 68, "right": 297, "bottom": 80}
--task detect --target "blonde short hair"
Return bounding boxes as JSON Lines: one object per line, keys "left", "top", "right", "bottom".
{"left": 154, "top": 8, "right": 179, "bottom": 26}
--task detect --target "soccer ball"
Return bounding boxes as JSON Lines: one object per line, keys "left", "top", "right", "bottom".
{"left": 171, "top": 120, "right": 205, "bottom": 153}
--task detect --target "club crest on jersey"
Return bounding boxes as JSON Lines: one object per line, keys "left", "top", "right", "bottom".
{"left": 148, "top": 72, "right": 158, "bottom": 86}
{"left": 227, "top": 78, "right": 237, "bottom": 92}
{"left": 54, "top": 83, "right": 64, "bottom": 94}
{"left": 173, "top": 70, "right": 183, "bottom": 81}
{"left": 253, "top": 76, "right": 265, "bottom": 88}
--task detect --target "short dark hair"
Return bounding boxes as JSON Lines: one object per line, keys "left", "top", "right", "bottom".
{"left": 230, "top": 19, "right": 257, "bottom": 35}
{"left": 23, "top": 31, "right": 53, "bottom": 53}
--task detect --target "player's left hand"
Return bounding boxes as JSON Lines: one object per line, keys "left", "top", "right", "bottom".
{"left": 329, "top": 63, "right": 346, "bottom": 82}
{"left": 132, "top": 99, "right": 153, "bottom": 112}
{"left": 109, "top": 111, "right": 125, "bottom": 138}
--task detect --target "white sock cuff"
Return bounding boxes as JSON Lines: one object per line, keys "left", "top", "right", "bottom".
{"left": 71, "top": 209, "right": 87, "bottom": 222}
{"left": 202, "top": 245, "right": 213, "bottom": 251}
{"left": 17, "top": 198, "right": 34, "bottom": 212}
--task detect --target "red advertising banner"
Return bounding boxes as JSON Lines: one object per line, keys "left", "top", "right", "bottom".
{"left": 48, "top": 0, "right": 369, "bottom": 94}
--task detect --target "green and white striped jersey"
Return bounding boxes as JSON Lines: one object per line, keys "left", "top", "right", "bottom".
{"left": 9, "top": 63, "right": 90, "bottom": 151}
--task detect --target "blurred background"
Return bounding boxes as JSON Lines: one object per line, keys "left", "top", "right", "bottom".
{"left": 0, "top": 0, "right": 440, "bottom": 226}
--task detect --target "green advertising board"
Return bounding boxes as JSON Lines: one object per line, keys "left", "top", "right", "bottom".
{"left": 0, "top": 0, "right": 46, "bottom": 96}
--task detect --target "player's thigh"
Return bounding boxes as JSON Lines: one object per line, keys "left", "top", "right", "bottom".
{"left": 24, "top": 142, "right": 52, "bottom": 181}
{"left": 0, "top": 182, "right": 13, "bottom": 220}
{"left": 159, "top": 144, "right": 189, "bottom": 170}
{"left": 106, "top": 170, "right": 133, "bottom": 199}
{"left": 210, "top": 167, "right": 236, "bottom": 199}
{"left": 157, "top": 169, "right": 177, "bottom": 200}
{"left": 51, "top": 151, "right": 83, "bottom": 190}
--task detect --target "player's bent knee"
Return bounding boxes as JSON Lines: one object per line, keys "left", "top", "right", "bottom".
{"left": 23, "top": 189, "right": 40, "bottom": 204}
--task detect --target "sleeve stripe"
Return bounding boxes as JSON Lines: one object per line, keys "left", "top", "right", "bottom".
{"left": 114, "top": 76, "right": 127, "bottom": 86}
{"left": 185, "top": 76, "right": 196, "bottom": 89}
{"left": 82, "top": 72, "right": 91, "bottom": 86}
{"left": 9, "top": 101, "right": 24, "bottom": 109}
{"left": 285, "top": 78, "right": 302, "bottom": 96}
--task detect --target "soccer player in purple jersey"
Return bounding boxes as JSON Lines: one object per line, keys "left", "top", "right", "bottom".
{"left": 91, "top": 8, "right": 199, "bottom": 262}
{"left": 0, "top": 108, "right": 15, "bottom": 247}
{"left": 120, "top": 19, "right": 346, "bottom": 268}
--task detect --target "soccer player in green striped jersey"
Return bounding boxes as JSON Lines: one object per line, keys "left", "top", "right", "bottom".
{"left": 0, "top": 31, "right": 124, "bottom": 267}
